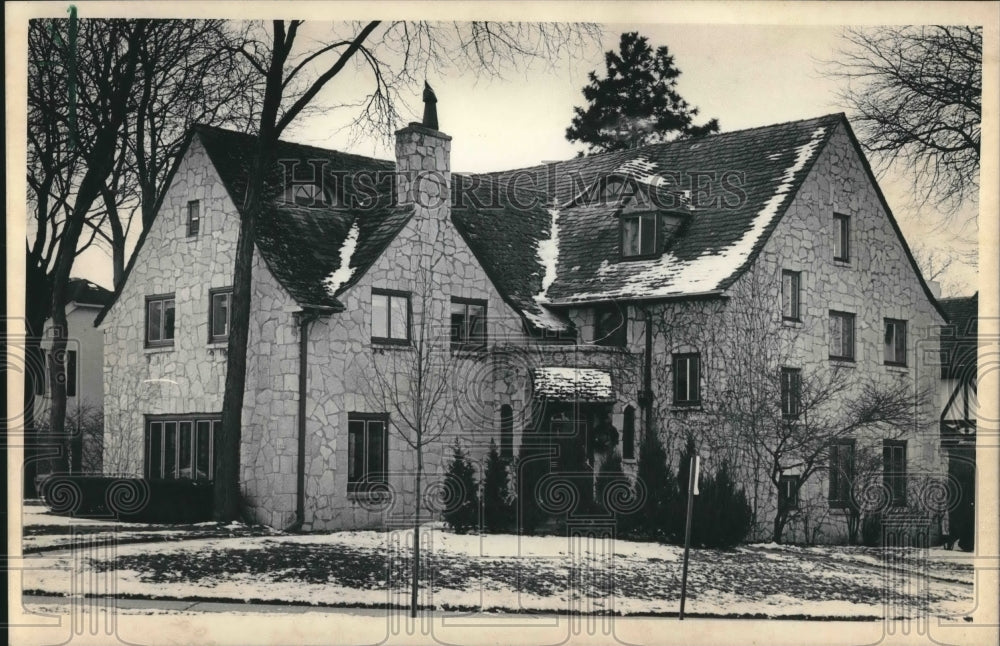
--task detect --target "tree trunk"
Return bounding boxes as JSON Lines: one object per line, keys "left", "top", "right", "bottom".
{"left": 411, "top": 443, "right": 423, "bottom": 618}
{"left": 773, "top": 511, "right": 786, "bottom": 544}
{"left": 22, "top": 263, "right": 51, "bottom": 496}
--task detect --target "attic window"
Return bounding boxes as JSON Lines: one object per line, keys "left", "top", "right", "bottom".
{"left": 284, "top": 183, "right": 335, "bottom": 207}
{"left": 621, "top": 213, "right": 658, "bottom": 259}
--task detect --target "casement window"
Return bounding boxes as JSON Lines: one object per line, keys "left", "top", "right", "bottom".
{"left": 883, "top": 439, "right": 907, "bottom": 507}
{"left": 209, "top": 288, "right": 232, "bottom": 343}
{"left": 594, "top": 304, "right": 628, "bottom": 347}
{"left": 622, "top": 406, "right": 636, "bottom": 461}
{"left": 672, "top": 353, "right": 701, "bottom": 406}
{"left": 41, "top": 350, "right": 77, "bottom": 397}
{"left": 778, "top": 474, "right": 800, "bottom": 511}
{"left": 500, "top": 405, "right": 514, "bottom": 459}
{"left": 884, "top": 319, "right": 907, "bottom": 366}
{"left": 145, "top": 415, "right": 217, "bottom": 481}
{"left": 780, "top": 367, "right": 802, "bottom": 419}
{"left": 828, "top": 438, "right": 855, "bottom": 509}
{"left": 450, "top": 297, "right": 487, "bottom": 350}
{"left": 781, "top": 270, "right": 801, "bottom": 321}
{"left": 833, "top": 213, "right": 850, "bottom": 261}
{"left": 829, "top": 311, "right": 855, "bottom": 361}
{"left": 146, "top": 295, "right": 176, "bottom": 348}
{"left": 187, "top": 200, "right": 201, "bottom": 237}
{"left": 348, "top": 413, "right": 388, "bottom": 493}
{"left": 371, "top": 289, "right": 410, "bottom": 344}
{"left": 621, "top": 213, "right": 658, "bottom": 259}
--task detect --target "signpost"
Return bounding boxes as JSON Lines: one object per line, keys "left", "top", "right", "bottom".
{"left": 679, "top": 455, "right": 699, "bottom": 620}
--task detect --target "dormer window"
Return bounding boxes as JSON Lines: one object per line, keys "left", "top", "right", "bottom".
{"left": 284, "top": 183, "right": 335, "bottom": 207}
{"left": 621, "top": 213, "right": 658, "bottom": 259}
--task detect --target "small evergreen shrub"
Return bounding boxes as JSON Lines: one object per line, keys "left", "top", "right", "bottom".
{"left": 673, "top": 438, "right": 752, "bottom": 549}
{"left": 625, "top": 428, "right": 679, "bottom": 541}
{"left": 482, "top": 440, "right": 515, "bottom": 533}
{"left": 514, "top": 430, "right": 551, "bottom": 534}
{"left": 861, "top": 512, "right": 883, "bottom": 547}
{"left": 442, "top": 439, "right": 479, "bottom": 533}
{"left": 596, "top": 451, "right": 632, "bottom": 531}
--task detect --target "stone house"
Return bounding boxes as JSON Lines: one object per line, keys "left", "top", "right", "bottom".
{"left": 36, "top": 277, "right": 112, "bottom": 472}
{"left": 97, "top": 110, "right": 946, "bottom": 541}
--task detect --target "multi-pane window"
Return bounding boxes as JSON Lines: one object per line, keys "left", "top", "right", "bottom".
{"left": 450, "top": 297, "right": 487, "bottom": 350}
{"left": 146, "top": 295, "right": 176, "bottom": 348}
{"left": 594, "top": 305, "right": 627, "bottom": 346}
{"left": 145, "top": 415, "right": 217, "bottom": 481}
{"left": 883, "top": 439, "right": 907, "bottom": 507}
{"left": 780, "top": 367, "right": 802, "bottom": 419}
{"left": 622, "top": 213, "right": 658, "bottom": 258}
{"left": 622, "top": 406, "right": 636, "bottom": 460}
{"left": 828, "top": 438, "right": 855, "bottom": 508}
{"left": 884, "top": 319, "right": 907, "bottom": 366}
{"left": 209, "top": 288, "right": 232, "bottom": 343}
{"left": 500, "top": 405, "right": 514, "bottom": 459}
{"left": 829, "top": 311, "right": 855, "bottom": 361}
{"left": 348, "top": 414, "right": 388, "bottom": 493}
{"left": 781, "top": 270, "right": 801, "bottom": 320}
{"left": 778, "top": 474, "right": 800, "bottom": 511}
{"left": 371, "top": 289, "right": 410, "bottom": 344}
{"left": 672, "top": 353, "right": 701, "bottom": 406}
{"left": 833, "top": 213, "right": 850, "bottom": 261}
{"left": 187, "top": 200, "right": 201, "bottom": 237}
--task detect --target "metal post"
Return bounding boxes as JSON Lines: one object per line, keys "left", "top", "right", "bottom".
{"left": 679, "top": 455, "right": 698, "bottom": 620}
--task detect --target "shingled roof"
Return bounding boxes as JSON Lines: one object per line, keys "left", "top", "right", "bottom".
{"left": 194, "top": 125, "right": 412, "bottom": 310}
{"left": 940, "top": 293, "right": 978, "bottom": 380}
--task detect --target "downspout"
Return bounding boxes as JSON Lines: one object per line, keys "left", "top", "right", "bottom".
{"left": 285, "top": 308, "right": 320, "bottom": 532}
{"left": 640, "top": 309, "right": 655, "bottom": 441}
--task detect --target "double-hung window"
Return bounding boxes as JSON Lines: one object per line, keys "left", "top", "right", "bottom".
{"left": 348, "top": 414, "right": 388, "bottom": 493}
{"left": 883, "top": 440, "right": 907, "bottom": 507}
{"left": 780, "top": 367, "right": 802, "bottom": 419}
{"left": 781, "top": 270, "right": 801, "bottom": 321}
{"left": 209, "top": 288, "right": 232, "bottom": 343}
{"left": 778, "top": 474, "right": 800, "bottom": 511}
{"left": 884, "top": 319, "right": 907, "bottom": 366}
{"left": 828, "top": 438, "right": 855, "bottom": 508}
{"left": 672, "top": 353, "right": 701, "bottom": 406}
{"left": 371, "top": 289, "right": 410, "bottom": 344}
{"left": 146, "top": 295, "right": 176, "bottom": 348}
{"left": 829, "top": 311, "right": 855, "bottom": 361}
{"left": 833, "top": 213, "right": 850, "bottom": 261}
{"left": 450, "top": 297, "right": 487, "bottom": 350}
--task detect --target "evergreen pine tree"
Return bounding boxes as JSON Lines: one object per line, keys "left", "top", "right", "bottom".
{"left": 695, "top": 459, "right": 752, "bottom": 549}
{"left": 442, "top": 439, "right": 479, "bottom": 534}
{"left": 628, "top": 427, "right": 679, "bottom": 541}
{"left": 482, "top": 440, "right": 515, "bottom": 533}
{"left": 567, "top": 31, "right": 720, "bottom": 154}
{"left": 596, "top": 451, "right": 631, "bottom": 531}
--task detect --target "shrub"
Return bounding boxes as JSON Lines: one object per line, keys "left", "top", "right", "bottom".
{"left": 596, "top": 451, "right": 632, "bottom": 531}
{"left": 39, "top": 475, "right": 213, "bottom": 523}
{"left": 442, "top": 439, "right": 479, "bottom": 533}
{"left": 673, "top": 439, "right": 752, "bottom": 549}
{"left": 482, "top": 440, "right": 515, "bottom": 533}
{"left": 625, "top": 427, "right": 679, "bottom": 541}
{"left": 861, "top": 512, "right": 883, "bottom": 547}
{"left": 514, "top": 430, "right": 550, "bottom": 534}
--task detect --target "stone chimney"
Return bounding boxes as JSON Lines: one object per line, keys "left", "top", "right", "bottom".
{"left": 395, "top": 86, "right": 450, "bottom": 215}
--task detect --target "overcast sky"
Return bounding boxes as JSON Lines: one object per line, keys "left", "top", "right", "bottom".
{"left": 72, "top": 20, "right": 981, "bottom": 296}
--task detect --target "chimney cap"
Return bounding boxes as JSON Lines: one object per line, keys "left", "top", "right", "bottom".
{"left": 422, "top": 81, "right": 439, "bottom": 130}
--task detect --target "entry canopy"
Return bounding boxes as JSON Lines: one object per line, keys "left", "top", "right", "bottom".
{"left": 532, "top": 367, "right": 614, "bottom": 402}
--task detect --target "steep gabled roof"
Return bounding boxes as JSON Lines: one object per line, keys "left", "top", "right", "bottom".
{"left": 940, "top": 293, "right": 978, "bottom": 379}
{"left": 66, "top": 278, "right": 112, "bottom": 307}
{"left": 473, "top": 114, "right": 841, "bottom": 304}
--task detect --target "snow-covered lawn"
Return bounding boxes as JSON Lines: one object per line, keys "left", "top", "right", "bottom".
{"left": 20, "top": 508, "right": 975, "bottom": 620}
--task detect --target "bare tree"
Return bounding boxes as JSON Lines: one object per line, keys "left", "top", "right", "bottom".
{"left": 826, "top": 26, "right": 982, "bottom": 215}
{"left": 653, "top": 269, "right": 926, "bottom": 543}
{"left": 213, "top": 20, "right": 602, "bottom": 521}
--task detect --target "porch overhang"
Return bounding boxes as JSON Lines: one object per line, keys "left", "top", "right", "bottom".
{"left": 532, "top": 367, "right": 614, "bottom": 403}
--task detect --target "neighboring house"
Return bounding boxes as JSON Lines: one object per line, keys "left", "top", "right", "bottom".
{"left": 939, "top": 293, "right": 977, "bottom": 549}
{"left": 97, "top": 107, "right": 945, "bottom": 541}
{"left": 36, "top": 277, "right": 112, "bottom": 472}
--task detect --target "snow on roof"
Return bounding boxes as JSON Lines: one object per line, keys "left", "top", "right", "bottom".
{"left": 532, "top": 367, "right": 614, "bottom": 402}
{"left": 322, "top": 220, "right": 360, "bottom": 296}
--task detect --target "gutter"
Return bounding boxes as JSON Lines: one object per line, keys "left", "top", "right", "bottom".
{"left": 284, "top": 308, "right": 321, "bottom": 532}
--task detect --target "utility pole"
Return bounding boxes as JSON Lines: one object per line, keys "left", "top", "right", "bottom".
{"left": 679, "top": 454, "right": 699, "bottom": 620}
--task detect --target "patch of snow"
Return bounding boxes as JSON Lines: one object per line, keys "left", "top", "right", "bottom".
{"left": 523, "top": 208, "right": 569, "bottom": 332}
{"left": 322, "top": 220, "right": 360, "bottom": 296}
{"left": 532, "top": 367, "right": 613, "bottom": 401}
{"left": 553, "top": 126, "right": 829, "bottom": 304}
